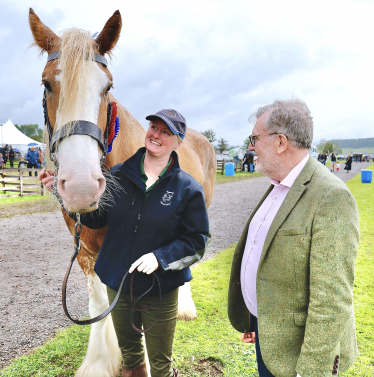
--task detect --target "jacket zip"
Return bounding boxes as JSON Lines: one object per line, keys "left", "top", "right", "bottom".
{"left": 119, "top": 169, "right": 179, "bottom": 265}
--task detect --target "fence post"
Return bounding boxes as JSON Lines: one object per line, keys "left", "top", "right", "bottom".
{"left": 41, "top": 173, "right": 45, "bottom": 196}
{"left": 19, "top": 169, "right": 23, "bottom": 197}
{"left": 1, "top": 171, "right": 5, "bottom": 195}
{"left": 222, "top": 161, "right": 225, "bottom": 175}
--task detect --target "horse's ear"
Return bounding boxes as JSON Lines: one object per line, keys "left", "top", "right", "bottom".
{"left": 29, "top": 8, "right": 59, "bottom": 53}
{"left": 95, "top": 10, "right": 122, "bottom": 55}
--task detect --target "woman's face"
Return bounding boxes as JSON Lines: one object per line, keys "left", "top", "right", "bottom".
{"left": 145, "top": 119, "right": 181, "bottom": 158}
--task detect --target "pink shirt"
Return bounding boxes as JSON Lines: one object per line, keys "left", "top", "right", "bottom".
{"left": 240, "top": 154, "right": 310, "bottom": 317}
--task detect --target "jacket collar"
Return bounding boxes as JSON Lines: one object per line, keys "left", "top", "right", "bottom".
{"left": 119, "top": 147, "right": 181, "bottom": 189}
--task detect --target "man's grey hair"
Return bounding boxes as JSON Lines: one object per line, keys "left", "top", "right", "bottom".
{"left": 250, "top": 99, "right": 313, "bottom": 149}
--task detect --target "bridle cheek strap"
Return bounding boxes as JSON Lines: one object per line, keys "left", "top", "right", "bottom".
{"left": 43, "top": 89, "right": 113, "bottom": 164}
{"left": 43, "top": 50, "right": 114, "bottom": 164}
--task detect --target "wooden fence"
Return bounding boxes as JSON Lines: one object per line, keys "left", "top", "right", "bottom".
{"left": 0, "top": 168, "right": 45, "bottom": 198}
{"left": 217, "top": 159, "right": 243, "bottom": 174}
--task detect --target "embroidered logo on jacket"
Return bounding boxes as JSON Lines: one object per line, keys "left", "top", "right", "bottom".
{"left": 161, "top": 191, "right": 174, "bottom": 206}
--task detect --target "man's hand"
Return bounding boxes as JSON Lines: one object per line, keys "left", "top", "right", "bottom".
{"left": 129, "top": 253, "right": 159, "bottom": 274}
{"left": 38, "top": 168, "right": 55, "bottom": 192}
{"left": 241, "top": 332, "right": 256, "bottom": 344}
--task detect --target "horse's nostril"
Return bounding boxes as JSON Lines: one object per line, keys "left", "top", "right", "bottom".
{"left": 90, "top": 202, "right": 97, "bottom": 208}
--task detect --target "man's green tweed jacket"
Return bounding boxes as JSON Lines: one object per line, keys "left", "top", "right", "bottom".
{"left": 228, "top": 156, "right": 359, "bottom": 377}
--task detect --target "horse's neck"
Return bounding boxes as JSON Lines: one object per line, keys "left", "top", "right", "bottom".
{"left": 105, "top": 95, "right": 146, "bottom": 168}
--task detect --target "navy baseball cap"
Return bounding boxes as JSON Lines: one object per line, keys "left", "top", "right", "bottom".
{"left": 146, "top": 109, "right": 186, "bottom": 140}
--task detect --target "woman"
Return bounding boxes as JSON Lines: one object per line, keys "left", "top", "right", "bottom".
{"left": 330, "top": 152, "right": 336, "bottom": 172}
{"left": 345, "top": 154, "right": 352, "bottom": 173}
{"left": 40, "top": 109, "right": 210, "bottom": 377}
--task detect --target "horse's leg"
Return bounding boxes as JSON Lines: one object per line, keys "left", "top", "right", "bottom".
{"left": 75, "top": 249, "right": 121, "bottom": 377}
{"left": 177, "top": 282, "right": 197, "bottom": 321}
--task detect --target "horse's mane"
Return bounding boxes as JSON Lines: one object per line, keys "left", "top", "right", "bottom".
{"left": 55, "top": 28, "right": 96, "bottom": 135}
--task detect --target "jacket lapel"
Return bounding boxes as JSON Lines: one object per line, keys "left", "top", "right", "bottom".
{"left": 258, "top": 156, "right": 318, "bottom": 267}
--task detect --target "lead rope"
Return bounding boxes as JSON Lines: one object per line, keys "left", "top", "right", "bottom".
{"left": 61, "top": 214, "right": 162, "bottom": 329}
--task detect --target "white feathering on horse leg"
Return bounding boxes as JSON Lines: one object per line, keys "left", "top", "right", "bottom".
{"left": 177, "top": 282, "right": 197, "bottom": 321}
{"left": 144, "top": 338, "right": 151, "bottom": 376}
{"left": 75, "top": 274, "right": 121, "bottom": 377}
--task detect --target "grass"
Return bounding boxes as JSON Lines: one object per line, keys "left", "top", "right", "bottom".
{"left": 342, "top": 164, "right": 374, "bottom": 376}
{"left": 0, "top": 247, "right": 258, "bottom": 377}
{"left": 215, "top": 171, "right": 264, "bottom": 184}
{"left": 1, "top": 166, "right": 374, "bottom": 376}
{"left": 341, "top": 147, "right": 374, "bottom": 154}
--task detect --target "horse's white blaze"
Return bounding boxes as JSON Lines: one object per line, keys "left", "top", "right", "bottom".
{"left": 55, "top": 62, "right": 108, "bottom": 212}
{"left": 177, "top": 282, "right": 197, "bottom": 321}
{"left": 75, "top": 274, "right": 121, "bottom": 377}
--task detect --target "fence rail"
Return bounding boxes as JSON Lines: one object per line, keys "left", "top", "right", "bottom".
{"left": 0, "top": 168, "right": 45, "bottom": 198}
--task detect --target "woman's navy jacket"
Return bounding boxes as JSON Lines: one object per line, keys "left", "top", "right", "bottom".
{"left": 74, "top": 148, "right": 210, "bottom": 296}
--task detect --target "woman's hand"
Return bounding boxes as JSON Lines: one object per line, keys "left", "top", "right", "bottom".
{"left": 129, "top": 253, "right": 160, "bottom": 275}
{"left": 241, "top": 332, "right": 256, "bottom": 344}
{"left": 38, "top": 168, "right": 55, "bottom": 192}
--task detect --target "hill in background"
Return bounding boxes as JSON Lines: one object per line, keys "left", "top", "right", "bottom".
{"left": 330, "top": 137, "right": 374, "bottom": 149}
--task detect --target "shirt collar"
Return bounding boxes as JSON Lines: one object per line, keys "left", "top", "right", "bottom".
{"left": 270, "top": 153, "right": 310, "bottom": 188}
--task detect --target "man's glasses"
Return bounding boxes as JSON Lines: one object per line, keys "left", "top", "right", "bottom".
{"left": 248, "top": 133, "right": 279, "bottom": 147}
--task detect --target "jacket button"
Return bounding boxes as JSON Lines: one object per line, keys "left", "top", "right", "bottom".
{"left": 332, "top": 371, "right": 337, "bottom": 375}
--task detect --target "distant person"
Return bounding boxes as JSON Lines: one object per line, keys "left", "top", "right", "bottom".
{"left": 0, "top": 153, "right": 4, "bottom": 169}
{"left": 9, "top": 146, "right": 15, "bottom": 168}
{"left": 322, "top": 153, "right": 327, "bottom": 165}
{"left": 243, "top": 152, "right": 254, "bottom": 173}
{"left": 336, "top": 162, "right": 340, "bottom": 172}
{"left": 18, "top": 157, "right": 27, "bottom": 169}
{"left": 345, "top": 154, "right": 352, "bottom": 173}
{"left": 317, "top": 153, "right": 322, "bottom": 163}
{"left": 330, "top": 152, "right": 336, "bottom": 172}
{"left": 37, "top": 147, "right": 43, "bottom": 168}
{"left": 2, "top": 144, "right": 9, "bottom": 166}
{"left": 25, "top": 147, "right": 39, "bottom": 176}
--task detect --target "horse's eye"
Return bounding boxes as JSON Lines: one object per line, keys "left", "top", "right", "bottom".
{"left": 43, "top": 82, "right": 52, "bottom": 92}
{"left": 105, "top": 85, "right": 112, "bottom": 95}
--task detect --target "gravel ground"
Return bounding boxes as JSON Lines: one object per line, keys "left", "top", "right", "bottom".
{"left": 0, "top": 160, "right": 372, "bottom": 368}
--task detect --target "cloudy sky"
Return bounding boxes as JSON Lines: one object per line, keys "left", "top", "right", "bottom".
{"left": 0, "top": 0, "right": 373, "bottom": 147}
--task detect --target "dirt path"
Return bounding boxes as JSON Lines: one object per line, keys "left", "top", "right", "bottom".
{"left": 0, "top": 161, "right": 372, "bottom": 368}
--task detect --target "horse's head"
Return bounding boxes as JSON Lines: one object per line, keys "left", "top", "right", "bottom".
{"left": 29, "top": 8, "right": 122, "bottom": 213}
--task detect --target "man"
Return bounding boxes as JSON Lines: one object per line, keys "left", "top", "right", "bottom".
{"left": 228, "top": 99, "right": 359, "bottom": 377}
{"left": 8, "top": 146, "right": 15, "bottom": 168}
{"left": 25, "top": 146, "right": 40, "bottom": 176}
{"left": 242, "top": 151, "right": 255, "bottom": 173}
{"left": 2, "top": 144, "right": 9, "bottom": 166}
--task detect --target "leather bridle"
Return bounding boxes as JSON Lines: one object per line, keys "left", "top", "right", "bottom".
{"left": 43, "top": 50, "right": 112, "bottom": 164}
{"left": 44, "top": 51, "right": 162, "bottom": 332}
{"left": 62, "top": 216, "right": 162, "bottom": 332}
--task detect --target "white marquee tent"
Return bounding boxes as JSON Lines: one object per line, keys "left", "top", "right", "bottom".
{"left": 0, "top": 119, "right": 45, "bottom": 155}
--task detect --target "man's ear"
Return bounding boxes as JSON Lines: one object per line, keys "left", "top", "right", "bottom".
{"left": 276, "top": 134, "right": 288, "bottom": 154}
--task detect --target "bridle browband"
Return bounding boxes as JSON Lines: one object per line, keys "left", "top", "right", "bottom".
{"left": 43, "top": 50, "right": 111, "bottom": 164}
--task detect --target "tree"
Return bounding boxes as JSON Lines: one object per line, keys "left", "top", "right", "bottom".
{"left": 15, "top": 124, "right": 43, "bottom": 142}
{"left": 243, "top": 136, "right": 250, "bottom": 149}
{"left": 217, "top": 138, "right": 229, "bottom": 152}
{"left": 200, "top": 129, "right": 216, "bottom": 144}
{"left": 317, "top": 139, "right": 340, "bottom": 154}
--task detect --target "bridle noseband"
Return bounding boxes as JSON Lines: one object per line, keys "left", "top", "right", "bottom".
{"left": 43, "top": 50, "right": 112, "bottom": 165}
